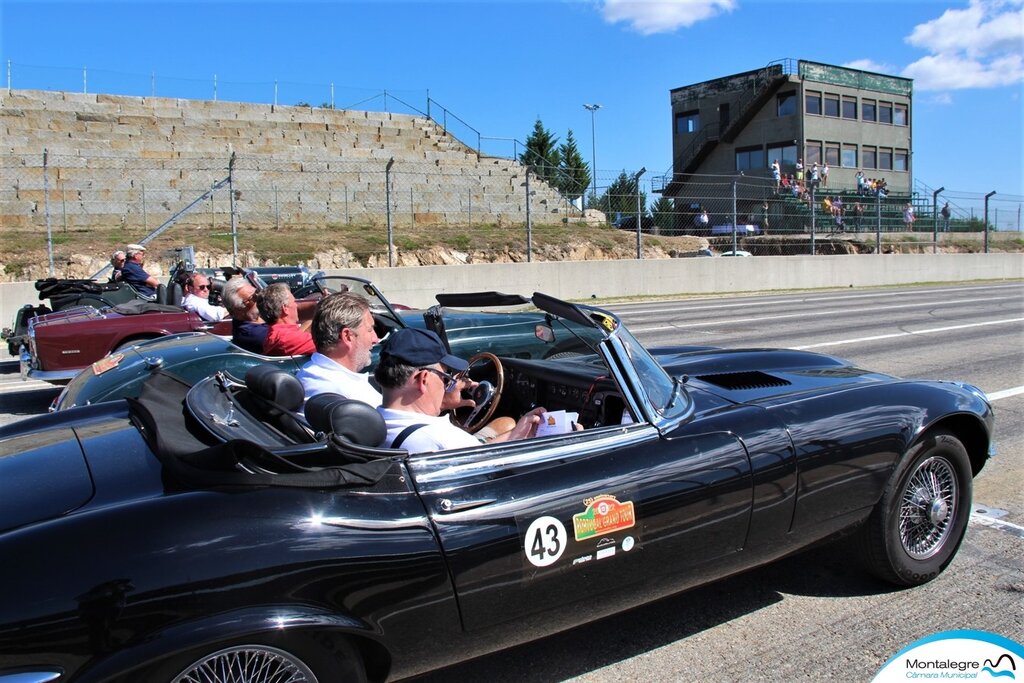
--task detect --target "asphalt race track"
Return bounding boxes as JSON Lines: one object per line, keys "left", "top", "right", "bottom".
{"left": 2, "top": 281, "right": 1021, "bottom": 680}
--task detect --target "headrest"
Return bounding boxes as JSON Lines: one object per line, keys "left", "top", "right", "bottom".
{"left": 304, "top": 393, "right": 387, "bottom": 447}
{"left": 244, "top": 365, "right": 305, "bottom": 412}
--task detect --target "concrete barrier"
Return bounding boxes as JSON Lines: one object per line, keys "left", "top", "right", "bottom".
{"left": 3, "top": 254, "right": 1022, "bottom": 358}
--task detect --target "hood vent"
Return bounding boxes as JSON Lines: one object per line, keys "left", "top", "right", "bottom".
{"left": 696, "top": 371, "right": 791, "bottom": 391}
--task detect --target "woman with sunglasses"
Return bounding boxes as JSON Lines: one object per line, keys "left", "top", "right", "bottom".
{"left": 182, "top": 273, "right": 228, "bottom": 322}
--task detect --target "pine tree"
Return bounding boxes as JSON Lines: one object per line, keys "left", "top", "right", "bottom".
{"left": 651, "top": 197, "right": 677, "bottom": 234}
{"left": 598, "top": 171, "right": 646, "bottom": 219}
{"left": 557, "top": 129, "right": 591, "bottom": 202}
{"left": 520, "top": 118, "right": 560, "bottom": 186}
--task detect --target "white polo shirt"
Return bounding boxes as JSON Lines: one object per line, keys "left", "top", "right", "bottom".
{"left": 296, "top": 352, "right": 383, "bottom": 407}
{"left": 378, "top": 407, "right": 481, "bottom": 454}
{"left": 182, "top": 293, "right": 228, "bottom": 322}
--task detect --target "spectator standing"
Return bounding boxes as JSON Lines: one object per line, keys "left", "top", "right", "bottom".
{"left": 257, "top": 282, "right": 316, "bottom": 356}
{"left": 940, "top": 202, "right": 951, "bottom": 232}
{"left": 771, "top": 159, "right": 781, "bottom": 192}
{"left": 695, "top": 208, "right": 710, "bottom": 234}
{"left": 181, "top": 273, "right": 228, "bottom": 322}
{"left": 121, "top": 244, "right": 159, "bottom": 298}
{"left": 761, "top": 201, "right": 770, "bottom": 235}
{"left": 222, "top": 277, "right": 268, "bottom": 354}
{"left": 109, "top": 250, "right": 126, "bottom": 283}
{"left": 795, "top": 159, "right": 804, "bottom": 183}
{"left": 853, "top": 202, "right": 865, "bottom": 231}
{"left": 855, "top": 171, "right": 866, "bottom": 195}
{"left": 821, "top": 163, "right": 829, "bottom": 188}
{"left": 809, "top": 163, "right": 820, "bottom": 189}
{"left": 903, "top": 203, "right": 916, "bottom": 231}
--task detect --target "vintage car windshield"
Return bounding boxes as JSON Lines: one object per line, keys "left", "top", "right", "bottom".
{"left": 614, "top": 326, "right": 688, "bottom": 417}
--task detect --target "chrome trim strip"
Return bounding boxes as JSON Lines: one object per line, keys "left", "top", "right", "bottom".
{"left": 26, "top": 367, "right": 79, "bottom": 382}
{"left": 311, "top": 515, "right": 428, "bottom": 530}
{"left": 409, "top": 425, "right": 659, "bottom": 487}
{"left": 0, "top": 672, "right": 63, "bottom": 683}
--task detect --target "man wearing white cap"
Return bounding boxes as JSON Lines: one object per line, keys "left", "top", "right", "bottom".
{"left": 122, "top": 244, "right": 159, "bottom": 298}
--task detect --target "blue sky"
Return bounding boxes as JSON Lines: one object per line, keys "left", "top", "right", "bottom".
{"left": 2, "top": 0, "right": 1022, "bottom": 208}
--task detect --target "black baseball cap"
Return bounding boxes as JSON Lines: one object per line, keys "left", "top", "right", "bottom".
{"left": 380, "top": 328, "right": 469, "bottom": 372}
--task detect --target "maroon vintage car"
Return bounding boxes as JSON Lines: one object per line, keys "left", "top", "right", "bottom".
{"left": 21, "top": 300, "right": 231, "bottom": 384}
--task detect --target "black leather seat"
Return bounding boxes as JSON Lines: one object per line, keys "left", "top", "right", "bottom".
{"left": 305, "top": 393, "right": 387, "bottom": 448}
{"left": 239, "top": 365, "right": 310, "bottom": 442}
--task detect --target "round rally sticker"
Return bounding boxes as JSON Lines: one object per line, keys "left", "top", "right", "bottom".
{"left": 524, "top": 516, "right": 567, "bottom": 568}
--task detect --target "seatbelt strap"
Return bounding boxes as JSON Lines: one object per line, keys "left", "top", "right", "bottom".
{"left": 392, "top": 423, "right": 427, "bottom": 449}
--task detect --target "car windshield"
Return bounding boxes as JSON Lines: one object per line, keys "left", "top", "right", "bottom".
{"left": 614, "top": 326, "right": 685, "bottom": 416}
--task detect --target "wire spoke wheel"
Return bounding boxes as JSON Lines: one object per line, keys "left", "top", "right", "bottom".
{"left": 172, "top": 645, "right": 318, "bottom": 683}
{"left": 898, "top": 455, "right": 957, "bottom": 560}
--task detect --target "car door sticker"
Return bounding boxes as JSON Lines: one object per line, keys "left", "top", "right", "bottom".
{"left": 521, "top": 492, "right": 640, "bottom": 574}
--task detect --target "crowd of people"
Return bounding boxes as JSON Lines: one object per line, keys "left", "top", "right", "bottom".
{"left": 104, "top": 247, "right": 560, "bottom": 453}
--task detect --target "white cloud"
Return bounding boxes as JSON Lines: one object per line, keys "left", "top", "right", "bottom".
{"left": 600, "top": 0, "right": 737, "bottom": 34}
{"left": 902, "top": 0, "right": 1024, "bottom": 90}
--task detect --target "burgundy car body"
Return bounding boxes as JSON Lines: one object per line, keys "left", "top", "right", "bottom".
{"left": 22, "top": 305, "right": 231, "bottom": 384}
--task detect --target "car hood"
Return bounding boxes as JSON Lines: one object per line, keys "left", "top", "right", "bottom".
{"left": 652, "top": 346, "right": 895, "bottom": 404}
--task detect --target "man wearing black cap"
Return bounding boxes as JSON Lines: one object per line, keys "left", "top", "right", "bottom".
{"left": 375, "top": 328, "right": 546, "bottom": 453}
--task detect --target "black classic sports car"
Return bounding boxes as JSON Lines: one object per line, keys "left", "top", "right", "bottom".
{"left": 0, "top": 292, "right": 994, "bottom": 683}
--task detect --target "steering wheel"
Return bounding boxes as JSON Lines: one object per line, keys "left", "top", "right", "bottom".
{"left": 313, "top": 277, "right": 331, "bottom": 296}
{"left": 458, "top": 352, "right": 505, "bottom": 434}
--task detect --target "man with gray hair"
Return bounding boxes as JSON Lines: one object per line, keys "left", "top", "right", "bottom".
{"left": 121, "top": 244, "right": 159, "bottom": 297}
{"left": 296, "top": 291, "right": 382, "bottom": 406}
{"left": 256, "top": 282, "right": 315, "bottom": 356}
{"left": 222, "top": 276, "right": 268, "bottom": 354}
{"left": 109, "top": 250, "right": 126, "bottom": 282}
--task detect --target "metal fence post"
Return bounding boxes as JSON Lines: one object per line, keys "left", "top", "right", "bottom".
{"left": 810, "top": 186, "right": 816, "bottom": 256}
{"left": 386, "top": 158, "right": 395, "bottom": 267}
{"left": 876, "top": 193, "right": 882, "bottom": 253}
{"left": 142, "top": 182, "right": 148, "bottom": 232}
{"left": 228, "top": 152, "right": 238, "bottom": 266}
{"left": 731, "top": 179, "right": 738, "bottom": 255}
{"left": 525, "top": 168, "right": 532, "bottom": 263}
{"left": 984, "top": 191, "right": 996, "bottom": 254}
{"left": 468, "top": 188, "right": 472, "bottom": 229}
{"left": 635, "top": 167, "right": 646, "bottom": 259}
{"left": 932, "top": 186, "right": 944, "bottom": 254}
{"left": 274, "top": 184, "right": 280, "bottom": 230}
{"left": 410, "top": 187, "right": 414, "bottom": 229}
{"left": 61, "top": 180, "right": 68, "bottom": 233}
{"left": 43, "top": 149, "right": 53, "bottom": 276}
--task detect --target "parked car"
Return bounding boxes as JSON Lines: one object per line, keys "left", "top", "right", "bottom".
{"left": 0, "top": 291, "right": 993, "bottom": 682}
{"left": 613, "top": 215, "right": 660, "bottom": 233}
{"left": 720, "top": 250, "right": 753, "bottom": 257}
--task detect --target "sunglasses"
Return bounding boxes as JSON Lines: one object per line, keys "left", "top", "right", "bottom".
{"left": 193, "top": 284, "right": 210, "bottom": 291}
{"left": 419, "top": 367, "right": 461, "bottom": 393}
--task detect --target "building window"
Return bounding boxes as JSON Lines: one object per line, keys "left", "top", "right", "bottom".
{"left": 777, "top": 92, "right": 796, "bottom": 117}
{"left": 675, "top": 110, "right": 700, "bottom": 134}
{"left": 805, "top": 91, "right": 822, "bottom": 115}
{"left": 862, "top": 99, "right": 877, "bottom": 122}
{"left": 805, "top": 140, "right": 822, "bottom": 165}
{"left": 894, "top": 103, "right": 908, "bottom": 126}
{"left": 862, "top": 146, "right": 877, "bottom": 169}
{"left": 825, "top": 142, "right": 840, "bottom": 166}
{"left": 842, "top": 96, "right": 857, "bottom": 119}
{"left": 879, "top": 102, "right": 893, "bottom": 124}
{"left": 842, "top": 144, "right": 858, "bottom": 168}
{"left": 824, "top": 94, "right": 840, "bottom": 117}
{"left": 879, "top": 147, "right": 893, "bottom": 170}
{"left": 735, "top": 145, "right": 765, "bottom": 171}
{"left": 894, "top": 149, "right": 908, "bottom": 171}
{"left": 767, "top": 142, "right": 798, "bottom": 168}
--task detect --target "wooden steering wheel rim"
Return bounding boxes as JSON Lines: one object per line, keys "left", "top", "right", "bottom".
{"left": 464, "top": 352, "right": 505, "bottom": 433}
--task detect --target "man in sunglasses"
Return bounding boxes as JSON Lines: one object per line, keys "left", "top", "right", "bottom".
{"left": 181, "top": 273, "right": 228, "bottom": 322}
{"left": 375, "top": 328, "right": 546, "bottom": 453}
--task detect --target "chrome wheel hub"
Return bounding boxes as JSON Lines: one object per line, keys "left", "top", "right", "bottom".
{"left": 899, "top": 456, "right": 957, "bottom": 560}
{"left": 172, "top": 645, "right": 317, "bottom": 683}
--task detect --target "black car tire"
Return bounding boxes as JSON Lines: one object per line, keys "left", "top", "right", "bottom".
{"left": 144, "top": 633, "right": 366, "bottom": 683}
{"left": 859, "top": 429, "right": 972, "bottom": 586}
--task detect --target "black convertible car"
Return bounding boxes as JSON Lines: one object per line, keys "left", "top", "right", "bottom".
{"left": 0, "top": 292, "right": 994, "bottom": 683}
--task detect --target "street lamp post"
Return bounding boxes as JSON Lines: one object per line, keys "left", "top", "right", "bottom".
{"left": 583, "top": 104, "right": 602, "bottom": 209}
